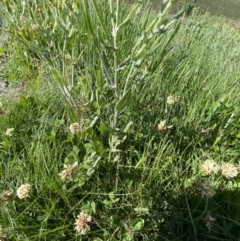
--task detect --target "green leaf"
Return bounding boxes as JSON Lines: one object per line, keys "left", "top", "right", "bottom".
{"left": 92, "top": 139, "right": 105, "bottom": 154}
{"left": 92, "top": 0, "right": 111, "bottom": 44}
{"left": 115, "top": 89, "right": 131, "bottom": 111}
{"left": 90, "top": 116, "right": 99, "bottom": 127}
{"left": 91, "top": 202, "right": 96, "bottom": 213}
{"left": 101, "top": 51, "right": 114, "bottom": 86}
{"left": 123, "top": 121, "right": 133, "bottom": 133}
{"left": 87, "top": 167, "right": 95, "bottom": 176}
{"left": 81, "top": 202, "right": 93, "bottom": 213}
{"left": 96, "top": 69, "right": 104, "bottom": 93}
{"left": 118, "top": 3, "right": 142, "bottom": 29}
{"left": 133, "top": 219, "right": 144, "bottom": 231}
{"left": 87, "top": 156, "right": 101, "bottom": 176}
{"left": 102, "top": 199, "right": 113, "bottom": 207}
{"left": 99, "top": 122, "right": 113, "bottom": 134}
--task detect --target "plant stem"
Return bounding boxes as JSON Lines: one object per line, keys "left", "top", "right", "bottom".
{"left": 110, "top": 0, "right": 121, "bottom": 192}
{"left": 112, "top": 0, "right": 120, "bottom": 129}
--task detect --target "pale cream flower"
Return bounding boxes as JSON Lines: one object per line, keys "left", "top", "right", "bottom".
{"left": 5, "top": 128, "right": 14, "bottom": 136}
{"left": 0, "top": 189, "right": 15, "bottom": 201}
{"left": 221, "top": 163, "right": 238, "bottom": 179}
{"left": 58, "top": 162, "right": 78, "bottom": 181}
{"left": 64, "top": 54, "right": 72, "bottom": 61}
{"left": 69, "top": 123, "right": 80, "bottom": 134}
{"left": 204, "top": 212, "right": 215, "bottom": 232}
{"left": 167, "top": 95, "right": 177, "bottom": 105}
{"left": 157, "top": 120, "right": 173, "bottom": 131}
{"left": 16, "top": 184, "right": 31, "bottom": 199}
{"left": 197, "top": 182, "right": 215, "bottom": 198}
{"left": 74, "top": 211, "right": 92, "bottom": 235}
{"left": 158, "top": 120, "right": 167, "bottom": 131}
{"left": 202, "top": 159, "right": 219, "bottom": 175}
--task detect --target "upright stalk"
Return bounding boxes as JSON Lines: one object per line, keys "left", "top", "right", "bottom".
{"left": 110, "top": 0, "right": 121, "bottom": 191}
{"left": 110, "top": 0, "right": 120, "bottom": 129}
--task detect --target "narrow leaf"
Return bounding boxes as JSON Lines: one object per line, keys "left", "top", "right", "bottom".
{"left": 115, "top": 89, "right": 131, "bottom": 111}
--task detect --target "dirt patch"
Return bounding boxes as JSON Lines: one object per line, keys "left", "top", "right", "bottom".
{"left": 0, "top": 81, "right": 28, "bottom": 101}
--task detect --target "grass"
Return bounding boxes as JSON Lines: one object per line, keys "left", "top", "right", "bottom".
{"left": 1, "top": 0, "right": 240, "bottom": 240}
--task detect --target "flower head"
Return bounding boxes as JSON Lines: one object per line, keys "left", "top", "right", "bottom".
{"left": 69, "top": 123, "right": 80, "bottom": 134}
{"left": 74, "top": 211, "right": 92, "bottom": 235}
{"left": 167, "top": 95, "right": 177, "bottom": 105}
{"left": 0, "top": 189, "right": 15, "bottom": 202}
{"left": 16, "top": 184, "right": 31, "bottom": 199}
{"left": 5, "top": 128, "right": 14, "bottom": 136}
{"left": 197, "top": 182, "right": 215, "bottom": 199}
{"left": 204, "top": 212, "right": 215, "bottom": 232}
{"left": 202, "top": 159, "right": 219, "bottom": 175}
{"left": 157, "top": 120, "right": 167, "bottom": 131}
{"left": 221, "top": 163, "right": 238, "bottom": 179}
{"left": 64, "top": 54, "right": 72, "bottom": 62}
{"left": 58, "top": 162, "right": 78, "bottom": 181}
{"left": 157, "top": 120, "right": 173, "bottom": 131}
